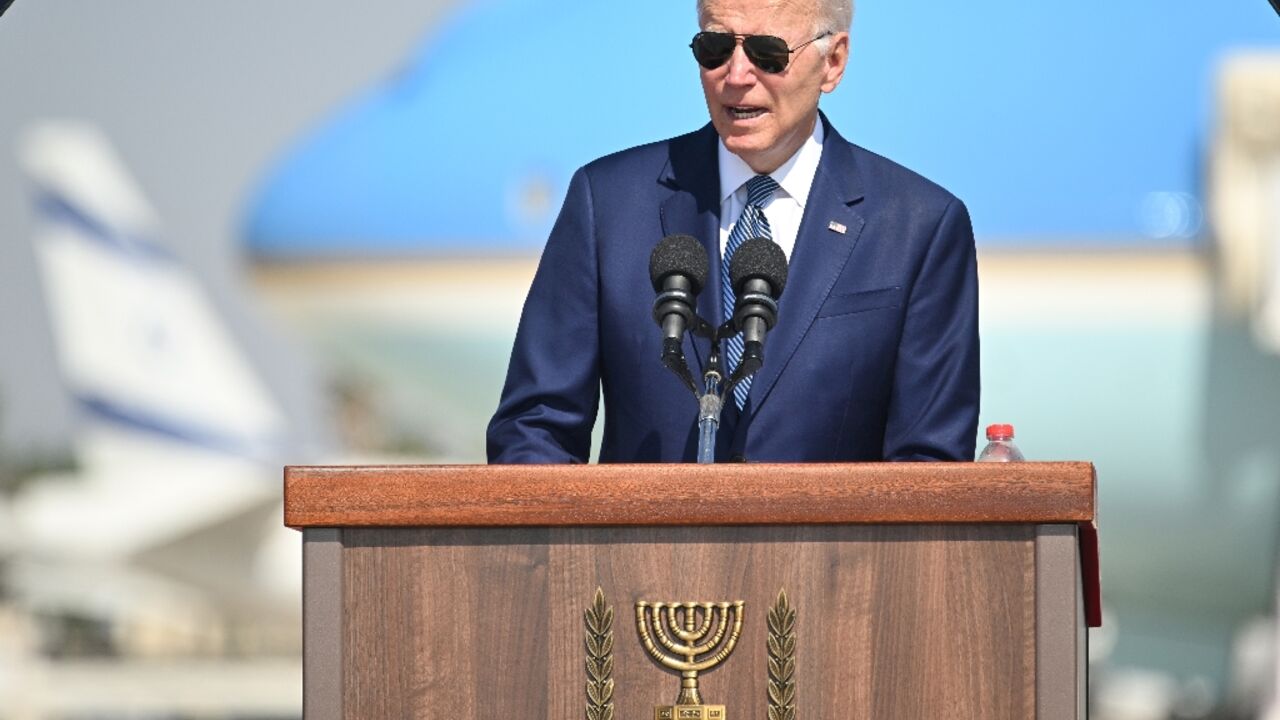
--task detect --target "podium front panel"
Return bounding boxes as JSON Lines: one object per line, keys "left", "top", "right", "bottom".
{"left": 310, "top": 524, "right": 1057, "bottom": 719}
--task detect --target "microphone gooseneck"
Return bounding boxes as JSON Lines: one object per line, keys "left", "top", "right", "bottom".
{"left": 649, "top": 234, "right": 710, "bottom": 395}
{"left": 646, "top": 234, "right": 788, "bottom": 463}
{"left": 727, "top": 237, "right": 789, "bottom": 388}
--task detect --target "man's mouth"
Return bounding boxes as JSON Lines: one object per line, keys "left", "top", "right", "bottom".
{"left": 727, "top": 106, "right": 766, "bottom": 120}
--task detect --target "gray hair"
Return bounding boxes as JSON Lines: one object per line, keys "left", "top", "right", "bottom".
{"left": 810, "top": 0, "right": 852, "bottom": 54}
{"left": 814, "top": 0, "right": 854, "bottom": 35}
{"left": 696, "top": 0, "right": 853, "bottom": 54}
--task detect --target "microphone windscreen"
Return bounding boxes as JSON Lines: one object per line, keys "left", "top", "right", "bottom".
{"left": 649, "top": 234, "right": 709, "bottom": 293}
{"left": 729, "top": 237, "right": 788, "bottom": 297}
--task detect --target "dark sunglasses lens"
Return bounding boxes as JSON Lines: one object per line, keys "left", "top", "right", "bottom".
{"left": 691, "top": 32, "right": 735, "bottom": 69}
{"left": 742, "top": 35, "right": 790, "bottom": 73}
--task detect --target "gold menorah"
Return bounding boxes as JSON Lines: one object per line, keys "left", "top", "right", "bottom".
{"left": 635, "top": 600, "right": 745, "bottom": 719}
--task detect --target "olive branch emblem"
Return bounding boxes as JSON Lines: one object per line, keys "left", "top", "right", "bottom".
{"left": 767, "top": 589, "right": 796, "bottom": 720}
{"left": 585, "top": 587, "right": 615, "bottom": 720}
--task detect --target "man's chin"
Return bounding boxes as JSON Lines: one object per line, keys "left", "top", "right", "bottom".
{"left": 720, "top": 134, "right": 773, "bottom": 166}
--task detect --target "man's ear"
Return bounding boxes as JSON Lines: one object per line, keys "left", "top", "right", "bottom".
{"left": 821, "top": 32, "right": 850, "bottom": 93}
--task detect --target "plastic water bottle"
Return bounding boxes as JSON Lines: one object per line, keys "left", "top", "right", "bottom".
{"left": 977, "top": 423, "right": 1025, "bottom": 462}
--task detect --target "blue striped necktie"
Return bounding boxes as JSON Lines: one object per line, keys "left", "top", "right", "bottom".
{"left": 723, "top": 174, "right": 779, "bottom": 411}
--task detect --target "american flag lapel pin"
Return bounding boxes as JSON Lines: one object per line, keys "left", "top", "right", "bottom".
{"left": 827, "top": 220, "right": 847, "bottom": 234}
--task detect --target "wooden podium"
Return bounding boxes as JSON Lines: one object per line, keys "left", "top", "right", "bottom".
{"left": 285, "top": 462, "right": 1098, "bottom": 720}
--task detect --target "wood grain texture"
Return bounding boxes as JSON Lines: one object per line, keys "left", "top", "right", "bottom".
{"left": 344, "top": 528, "right": 552, "bottom": 718}
{"left": 285, "top": 462, "right": 1095, "bottom": 528}
{"left": 340, "top": 525, "right": 1037, "bottom": 720}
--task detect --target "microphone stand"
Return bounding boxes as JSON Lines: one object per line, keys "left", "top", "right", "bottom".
{"left": 698, "top": 279, "right": 780, "bottom": 461}
{"left": 696, "top": 340, "right": 724, "bottom": 464}
{"left": 655, "top": 237, "right": 786, "bottom": 464}
{"left": 657, "top": 312, "right": 767, "bottom": 464}
{"left": 689, "top": 321, "right": 751, "bottom": 464}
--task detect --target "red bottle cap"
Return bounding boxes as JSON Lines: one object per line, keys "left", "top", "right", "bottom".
{"left": 986, "top": 423, "right": 1014, "bottom": 440}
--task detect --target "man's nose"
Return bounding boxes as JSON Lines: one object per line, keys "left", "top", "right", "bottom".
{"left": 725, "top": 44, "right": 756, "bottom": 85}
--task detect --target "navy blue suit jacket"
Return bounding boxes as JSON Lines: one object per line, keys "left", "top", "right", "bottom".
{"left": 488, "top": 117, "right": 979, "bottom": 462}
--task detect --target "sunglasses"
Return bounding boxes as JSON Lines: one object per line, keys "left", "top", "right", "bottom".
{"left": 690, "top": 30, "right": 832, "bottom": 74}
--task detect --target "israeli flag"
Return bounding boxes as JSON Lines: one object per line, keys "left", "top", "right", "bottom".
{"left": 20, "top": 122, "right": 286, "bottom": 463}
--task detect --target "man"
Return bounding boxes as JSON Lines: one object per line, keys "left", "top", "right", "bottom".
{"left": 487, "top": 0, "right": 979, "bottom": 463}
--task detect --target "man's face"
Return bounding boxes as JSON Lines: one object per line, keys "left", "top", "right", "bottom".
{"left": 698, "top": 0, "right": 848, "bottom": 174}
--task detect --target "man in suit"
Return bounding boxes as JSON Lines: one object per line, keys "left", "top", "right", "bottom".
{"left": 487, "top": 0, "right": 979, "bottom": 463}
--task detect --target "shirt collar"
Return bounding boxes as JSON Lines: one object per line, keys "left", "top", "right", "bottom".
{"left": 717, "top": 117, "right": 825, "bottom": 208}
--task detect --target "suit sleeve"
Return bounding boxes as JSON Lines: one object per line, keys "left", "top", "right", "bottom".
{"left": 882, "top": 198, "right": 981, "bottom": 461}
{"left": 486, "top": 168, "right": 601, "bottom": 463}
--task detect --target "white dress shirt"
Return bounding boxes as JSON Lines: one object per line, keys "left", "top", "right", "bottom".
{"left": 716, "top": 119, "right": 825, "bottom": 263}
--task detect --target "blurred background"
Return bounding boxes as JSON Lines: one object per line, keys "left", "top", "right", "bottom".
{"left": 1, "top": 0, "right": 1278, "bottom": 717}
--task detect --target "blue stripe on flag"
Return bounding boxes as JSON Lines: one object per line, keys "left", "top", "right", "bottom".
{"left": 75, "top": 393, "right": 283, "bottom": 463}
{"left": 35, "top": 189, "right": 175, "bottom": 264}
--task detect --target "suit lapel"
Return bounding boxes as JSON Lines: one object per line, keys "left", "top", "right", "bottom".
{"left": 659, "top": 125, "right": 722, "bottom": 378}
{"left": 739, "top": 119, "right": 867, "bottom": 424}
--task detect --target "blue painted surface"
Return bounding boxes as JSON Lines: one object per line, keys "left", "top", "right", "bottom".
{"left": 243, "top": 0, "right": 1279, "bottom": 256}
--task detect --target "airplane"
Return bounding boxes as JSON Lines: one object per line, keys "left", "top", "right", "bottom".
{"left": 2, "top": 120, "right": 304, "bottom": 717}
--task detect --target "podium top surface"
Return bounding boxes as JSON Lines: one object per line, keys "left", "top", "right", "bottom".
{"left": 283, "top": 461, "right": 1095, "bottom": 529}
{"left": 286, "top": 461, "right": 1102, "bottom": 627}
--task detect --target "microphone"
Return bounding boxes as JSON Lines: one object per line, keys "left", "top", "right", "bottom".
{"left": 649, "top": 234, "right": 709, "bottom": 343}
{"left": 650, "top": 234, "right": 710, "bottom": 395}
{"left": 728, "top": 237, "right": 788, "bottom": 381}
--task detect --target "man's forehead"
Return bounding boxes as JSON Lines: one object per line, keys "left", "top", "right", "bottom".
{"left": 699, "top": 0, "right": 817, "bottom": 27}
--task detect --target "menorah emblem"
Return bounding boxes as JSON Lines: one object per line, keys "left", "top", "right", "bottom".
{"left": 635, "top": 600, "right": 745, "bottom": 720}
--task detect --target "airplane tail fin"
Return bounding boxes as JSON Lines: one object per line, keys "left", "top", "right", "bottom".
{"left": 18, "top": 121, "right": 288, "bottom": 465}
